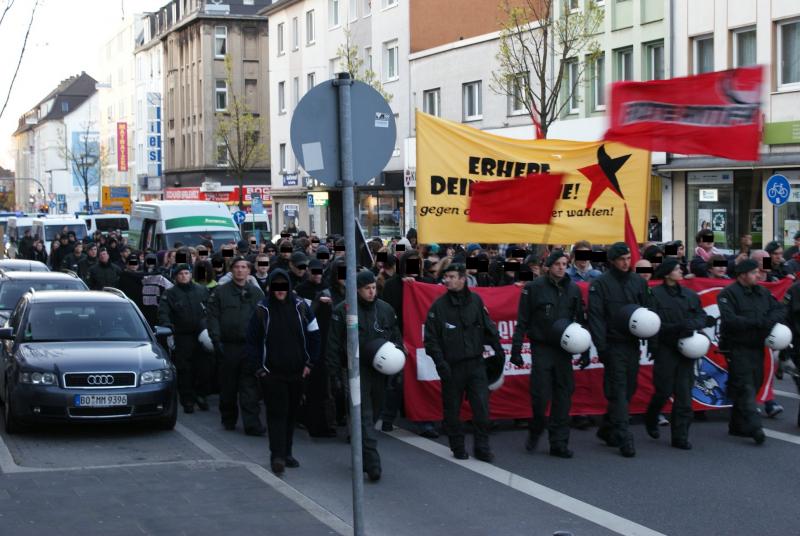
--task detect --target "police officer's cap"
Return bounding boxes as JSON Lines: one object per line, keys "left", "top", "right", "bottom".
{"left": 653, "top": 257, "right": 679, "bottom": 279}
{"left": 607, "top": 242, "right": 630, "bottom": 260}
{"left": 734, "top": 259, "right": 759, "bottom": 276}
{"left": 545, "top": 249, "right": 568, "bottom": 267}
{"left": 444, "top": 262, "right": 466, "bottom": 276}
{"left": 174, "top": 263, "right": 192, "bottom": 274}
{"left": 357, "top": 269, "right": 376, "bottom": 288}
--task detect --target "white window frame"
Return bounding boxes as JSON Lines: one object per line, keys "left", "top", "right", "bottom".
{"left": 383, "top": 40, "right": 399, "bottom": 82}
{"left": 423, "top": 88, "right": 441, "bottom": 117}
{"left": 216, "top": 141, "right": 228, "bottom": 167}
{"left": 277, "top": 23, "right": 285, "bottom": 55}
{"left": 307, "top": 72, "right": 316, "bottom": 91}
{"left": 292, "top": 17, "right": 299, "bottom": 50}
{"left": 778, "top": 19, "right": 800, "bottom": 89}
{"left": 364, "top": 0, "right": 372, "bottom": 16}
{"left": 349, "top": 0, "right": 358, "bottom": 21}
{"left": 462, "top": 81, "right": 483, "bottom": 122}
{"left": 329, "top": 0, "right": 340, "bottom": 28}
{"left": 278, "top": 81, "right": 286, "bottom": 114}
{"left": 279, "top": 143, "right": 287, "bottom": 172}
{"left": 292, "top": 77, "right": 300, "bottom": 106}
{"left": 693, "top": 35, "right": 714, "bottom": 74}
{"left": 593, "top": 53, "right": 606, "bottom": 111}
{"left": 616, "top": 47, "right": 633, "bottom": 81}
{"left": 566, "top": 59, "right": 579, "bottom": 113}
{"left": 646, "top": 41, "right": 664, "bottom": 80}
{"left": 306, "top": 10, "right": 315, "bottom": 45}
{"left": 568, "top": 0, "right": 580, "bottom": 12}
{"left": 732, "top": 27, "right": 757, "bottom": 68}
{"left": 509, "top": 72, "right": 528, "bottom": 115}
{"left": 382, "top": 0, "right": 397, "bottom": 9}
{"left": 214, "top": 26, "right": 227, "bottom": 59}
{"left": 215, "top": 79, "right": 228, "bottom": 111}
{"left": 365, "top": 46, "right": 373, "bottom": 72}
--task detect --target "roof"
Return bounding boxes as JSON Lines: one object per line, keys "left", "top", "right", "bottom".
{"left": 0, "top": 271, "right": 79, "bottom": 281}
{"left": 259, "top": 0, "right": 302, "bottom": 16}
{"left": 29, "top": 290, "right": 127, "bottom": 304}
{"left": 14, "top": 72, "right": 98, "bottom": 136}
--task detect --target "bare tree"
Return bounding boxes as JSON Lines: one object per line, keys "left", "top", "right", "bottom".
{"left": 336, "top": 29, "right": 393, "bottom": 102}
{"left": 215, "top": 55, "right": 268, "bottom": 211}
{"left": 491, "top": 0, "right": 603, "bottom": 138}
{"left": 0, "top": 0, "right": 39, "bottom": 120}
{"left": 60, "top": 122, "right": 108, "bottom": 211}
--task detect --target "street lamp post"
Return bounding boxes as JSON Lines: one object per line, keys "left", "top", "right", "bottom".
{"left": 14, "top": 177, "right": 49, "bottom": 212}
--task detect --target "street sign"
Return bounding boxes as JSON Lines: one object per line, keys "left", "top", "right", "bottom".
{"left": 766, "top": 174, "right": 791, "bottom": 206}
{"left": 290, "top": 79, "right": 396, "bottom": 186}
{"left": 307, "top": 193, "right": 314, "bottom": 208}
{"left": 252, "top": 194, "right": 264, "bottom": 215}
{"left": 233, "top": 210, "right": 247, "bottom": 225}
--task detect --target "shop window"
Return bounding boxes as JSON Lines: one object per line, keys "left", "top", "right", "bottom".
{"left": 774, "top": 170, "right": 800, "bottom": 248}
{"left": 358, "top": 190, "right": 403, "bottom": 239}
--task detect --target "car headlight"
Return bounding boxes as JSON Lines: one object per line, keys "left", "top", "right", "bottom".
{"left": 19, "top": 371, "right": 57, "bottom": 385}
{"left": 140, "top": 368, "right": 173, "bottom": 384}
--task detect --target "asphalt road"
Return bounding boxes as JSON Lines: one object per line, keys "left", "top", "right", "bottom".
{"left": 1, "top": 377, "right": 799, "bottom": 536}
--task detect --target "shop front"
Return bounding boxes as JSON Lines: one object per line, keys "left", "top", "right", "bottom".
{"left": 771, "top": 170, "right": 800, "bottom": 247}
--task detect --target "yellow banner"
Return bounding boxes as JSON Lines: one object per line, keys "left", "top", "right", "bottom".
{"left": 416, "top": 112, "right": 651, "bottom": 245}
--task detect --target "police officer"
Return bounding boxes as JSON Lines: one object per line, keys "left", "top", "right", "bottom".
{"left": 208, "top": 256, "right": 266, "bottom": 435}
{"left": 645, "top": 258, "right": 715, "bottom": 449}
{"left": 510, "top": 250, "right": 587, "bottom": 458}
{"left": 588, "top": 242, "right": 653, "bottom": 458}
{"left": 327, "top": 270, "right": 402, "bottom": 482}
{"left": 157, "top": 263, "right": 210, "bottom": 413}
{"left": 424, "top": 263, "right": 504, "bottom": 462}
{"left": 718, "top": 259, "right": 785, "bottom": 444}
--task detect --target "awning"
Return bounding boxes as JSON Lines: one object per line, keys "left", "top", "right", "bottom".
{"left": 656, "top": 152, "right": 800, "bottom": 172}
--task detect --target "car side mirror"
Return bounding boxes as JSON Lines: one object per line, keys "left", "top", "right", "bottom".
{"left": 153, "top": 326, "right": 173, "bottom": 338}
{"left": 0, "top": 327, "right": 14, "bottom": 340}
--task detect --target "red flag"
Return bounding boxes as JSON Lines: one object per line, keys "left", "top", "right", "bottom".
{"left": 604, "top": 66, "right": 763, "bottom": 161}
{"left": 467, "top": 173, "right": 563, "bottom": 225}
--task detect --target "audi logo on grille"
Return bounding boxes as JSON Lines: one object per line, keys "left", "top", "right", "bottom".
{"left": 87, "top": 374, "right": 115, "bottom": 385}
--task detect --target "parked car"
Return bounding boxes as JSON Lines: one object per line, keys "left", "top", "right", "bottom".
{"left": 0, "top": 271, "right": 88, "bottom": 324}
{"left": 0, "top": 259, "right": 49, "bottom": 272}
{"left": 0, "top": 289, "right": 177, "bottom": 432}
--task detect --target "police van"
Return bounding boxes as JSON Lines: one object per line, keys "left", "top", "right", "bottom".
{"left": 82, "top": 214, "right": 130, "bottom": 238}
{"left": 130, "top": 201, "right": 241, "bottom": 251}
{"left": 32, "top": 217, "right": 89, "bottom": 254}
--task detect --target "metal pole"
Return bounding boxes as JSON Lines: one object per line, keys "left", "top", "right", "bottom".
{"left": 334, "top": 71, "right": 365, "bottom": 535}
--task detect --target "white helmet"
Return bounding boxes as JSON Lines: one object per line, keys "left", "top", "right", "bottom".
{"left": 372, "top": 341, "right": 406, "bottom": 375}
{"left": 627, "top": 307, "right": 661, "bottom": 338}
{"left": 766, "top": 323, "right": 792, "bottom": 351}
{"left": 488, "top": 374, "right": 504, "bottom": 391}
{"left": 197, "top": 329, "right": 214, "bottom": 353}
{"left": 677, "top": 331, "right": 710, "bottom": 359}
{"left": 560, "top": 323, "right": 592, "bottom": 354}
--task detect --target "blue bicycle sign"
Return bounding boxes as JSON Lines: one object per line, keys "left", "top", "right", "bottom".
{"left": 766, "top": 174, "right": 791, "bottom": 206}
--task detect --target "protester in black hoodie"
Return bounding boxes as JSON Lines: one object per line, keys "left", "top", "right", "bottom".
{"left": 295, "top": 259, "right": 327, "bottom": 301}
{"left": 246, "top": 269, "right": 321, "bottom": 475}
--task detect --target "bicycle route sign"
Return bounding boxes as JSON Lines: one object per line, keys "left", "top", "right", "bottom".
{"left": 766, "top": 174, "right": 791, "bottom": 206}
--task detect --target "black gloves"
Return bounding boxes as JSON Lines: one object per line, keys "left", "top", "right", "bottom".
{"left": 704, "top": 315, "right": 717, "bottom": 328}
{"left": 436, "top": 361, "right": 452, "bottom": 382}
{"left": 509, "top": 352, "right": 524, "bottom": 367}
{"left": 578, "top": 350, "right": 591, "bottom": 369}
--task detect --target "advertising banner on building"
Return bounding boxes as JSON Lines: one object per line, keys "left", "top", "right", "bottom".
{"left": 164, "top": 185, "right": 272, "bottom": 206}
{"left": 415, "top": 112, "right": 651, "bottom": 245}
{"left": 402, "top": 278, "right": 791, "bottom": 422}
{"left": 117, "top": 122, "right": 128, "bottom": 172}
{"left": 70, "top": 130, "right": 101, "bottom": 189}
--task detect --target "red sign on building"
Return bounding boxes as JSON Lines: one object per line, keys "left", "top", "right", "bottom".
{"left": 117, "top": 122, "right": 128, "bottom": 172}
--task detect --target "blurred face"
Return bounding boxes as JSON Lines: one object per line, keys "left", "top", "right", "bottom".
{"left": 443, "top": 271, "right": 466, "bottom": 292}
{"left": 74, "top": 244, "right": 83, "bottom": 255}
{"left": 574, "top": 248, "right": 591, "bottom": 269}
{"left": 549, "top": 256, "right": 568, "bottom": 279}
{"left": 612, "top": 253, "right": 632, "bottom": 273}
{"left": 666, "top": 264, "right": 683, "bottom": 283}
{"left": 87, "top": 246, "right": 97, "bottom": 257}
{"left": 175, "top": 270, "right": 192, "bottom": 284}
{"left": 99, "top": 251, "right": 109, "bottom": 263}
{"left": 739, "top": 269, "right": 758, "bottom": 287}
{"left": 770, "top": 248, "right": 783, "bottom": 266}
{"left": 290, "top": 262, "right": 307, "bottom": 277}
{"left": 232, "top": 261, "right": 250, "bottom": 283}
{"left": 357, "top": 282, "right": 377, "bottom": 302}
{"left": 255, "top": 256, "right": 269, "bottom": 275}
{"left": 273, "top": 289, "right": 288, "bottom": 301}
{"left": 741, "top": 235, "right": 752, "bottom": 247}
{"left": 710, "top": 264, "right": 727, "bottom": 277}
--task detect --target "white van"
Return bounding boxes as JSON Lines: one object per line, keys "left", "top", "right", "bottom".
{"left": 130, "top": 200, "right": 241, "bottom": 251}
{"left": 32, "top": 217, "right": 89, "bottom": 254}
{"left": 82, "top": 214, "right": 130, "bottom": 237}
{"left": 239, "top": 212, "right": 271, "bottom": 240}
{"left": 6, "top": 216, "right": 38, "bottom": 245}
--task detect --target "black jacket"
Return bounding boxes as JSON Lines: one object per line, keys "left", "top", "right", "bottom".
{"left": 157, "top": 281, "right": 209, "bottom": 335}
{"left": 61, "top": 252, "right": 86, "bottom": 273}
{"left": 78, "top": 255, "right": 98, "bottom": 282}
{"left": 588, "top": 267, "right": 653, "bottom": 354}
{"left": 512, "top": 275, "right": 585, "bottom": 353}
{"left": 424, "top": 286, "right": 503, "bottom": 366}
{"left": 207, "top": 278, "right": 265, "bottom": 344}
{"left": 718, "top": 281, "right": 785, "bottom": 349}
{"left": 327, "top": 295, "right": 401, "bottom": 374}
{"left": 650, "top": 283, "right": 707, "bottom": 352}
{"left": 783, "top": 280, "right": 800, "bottom": 342}
{"left": 87, "top": 261, "right": 121, "bottom": 290}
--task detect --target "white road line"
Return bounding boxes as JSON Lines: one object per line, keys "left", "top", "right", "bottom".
{"left": 388, "top": 428, "right": 666, "bottom": 536}
{"left": 764, "top": 428, "right": 800, "bottom": 445}
{"left": 176, "top": 422, "right": 351, "bottom": 536}
{"left": 774, "top": 389, "right": 800, "bottom": 401}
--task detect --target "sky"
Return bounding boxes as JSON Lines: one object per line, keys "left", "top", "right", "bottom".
{"left": 0, "top": 0, "right": 167, "bottom": 171}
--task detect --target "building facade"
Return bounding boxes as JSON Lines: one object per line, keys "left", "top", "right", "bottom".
{"left": 262, "top": 0, "right": 409, "bottom": 238}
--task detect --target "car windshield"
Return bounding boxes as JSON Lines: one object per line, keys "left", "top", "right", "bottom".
{"left": 23, "top": 302, "right": 150, "bottom": 342}
{"left": 44, "top": 224, "right": 87, "bottom": 242}
{"left": 165, "top": 230, "right": 240, "bottom": 249}
{"left": 0, "top": 261, "right": 48, "bottom": 272}
{"left": 95, "top": 218, "right": 129, "bottom": 232}
{"left": 0, "top": 280, "right": 87, "bottom": 310}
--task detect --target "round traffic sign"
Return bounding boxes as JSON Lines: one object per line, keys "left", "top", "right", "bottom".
{"left": 766, "top": 174, "right": 791, "bottom": 206}
{"left": 233, "top": 210, "right": 247, "bottom": 225}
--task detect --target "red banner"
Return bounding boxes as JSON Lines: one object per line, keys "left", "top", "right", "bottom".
{"left": 117, "top": 122, "right": 128, "bottom": 172}
{"left": 604, "top": 66, "right": 763, "bottom": 161}
{"left": 164, "top": 185, "right": 272, "bottom": 205}
{"left": 402, "top": 277, "right": 791, "bottom": 422}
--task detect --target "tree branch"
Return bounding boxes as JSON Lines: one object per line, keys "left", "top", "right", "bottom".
{"left": 0, "top": 0, "right": 39, "bottom": 120}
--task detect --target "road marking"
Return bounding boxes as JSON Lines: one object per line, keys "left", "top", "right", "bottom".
{"left": 764, "top": 428, "right": 800, "bottom": 445}
{"left": 774, "top": 389, "right": 800, "bottom": 401}
{"left": 388, "top": 428, "right": 666, "bottom": 536}
{"left": 176, "top": 422, "right": 350, "bottom": 536}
